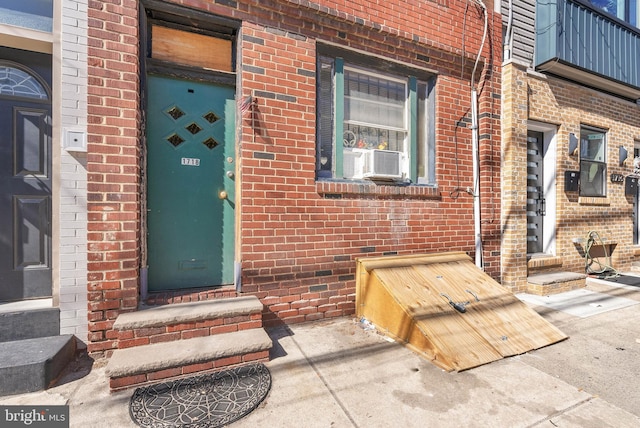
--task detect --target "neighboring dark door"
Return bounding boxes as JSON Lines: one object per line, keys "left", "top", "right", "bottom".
{"left": 527, "top": 131, "right": 545, "bottom": 254}
{"left": 146, "top": 74, "right": 236, "bottom": 291}
{"left": 0, "top": 52, "right": 52, "bottom": 302}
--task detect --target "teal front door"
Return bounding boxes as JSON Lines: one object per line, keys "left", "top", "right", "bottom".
{"left": 146, "top": 75, "right": 235, "bottom": 291}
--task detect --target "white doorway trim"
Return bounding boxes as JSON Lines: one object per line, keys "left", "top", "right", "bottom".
{"left": 527, "top": 121, "right": 558, "bottom": 256}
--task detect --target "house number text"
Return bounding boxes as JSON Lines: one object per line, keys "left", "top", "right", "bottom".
{"left": 181, "top": 157, "right": 200, "bottom": 167}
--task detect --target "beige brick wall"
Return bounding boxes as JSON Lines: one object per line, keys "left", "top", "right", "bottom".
{"left": 501, "top": 62, "right": 529, "bottom": 292}
{"left": 502, "top": 61, "right": 640, "bottom": 290}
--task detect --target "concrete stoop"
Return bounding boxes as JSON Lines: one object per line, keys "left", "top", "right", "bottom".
{"left": 0, "top": 307, "right": 62, "bottom": 342}
{"left": 105, "top": 296, "right": 273, "bottom": 391}
{"left": 0, "top": 305, "right": 77, "bottom": 397}
{"left": 0, "top": 334, "right": 77, "bottom": 396}
{"left": 527, "top": 271, "right": 587, "bottom": 295}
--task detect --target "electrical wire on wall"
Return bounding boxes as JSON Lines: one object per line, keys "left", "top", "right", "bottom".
{"left": 449, "top": 0, "right": 492, "bottom": 269}
{"left": 451, "top": 1, "right": 489, "bottom": 197}
{"left": 449, "top": 1, "right": 471, "bottom": 201}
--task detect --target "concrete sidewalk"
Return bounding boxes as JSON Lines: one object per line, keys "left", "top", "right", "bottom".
{"left": 2, "top": 277, "right": 640, "bottom": 427}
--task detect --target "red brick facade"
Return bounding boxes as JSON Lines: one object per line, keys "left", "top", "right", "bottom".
{"left": 86, "top": 0, "right": 502, "bottom": 354}
{"left": 87, "top": 0, "right": 141, "bottom": 353}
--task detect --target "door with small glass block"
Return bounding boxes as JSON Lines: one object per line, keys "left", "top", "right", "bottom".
{"left": 146, "top": 74, "right": 235, "bottom": 291}
{"left": 527, "top": 131, "right": 545, "bottom": 254}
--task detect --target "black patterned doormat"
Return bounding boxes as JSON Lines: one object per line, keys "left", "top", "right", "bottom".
{"left": 129, "top": 363, "right": 271, "bottom": 427}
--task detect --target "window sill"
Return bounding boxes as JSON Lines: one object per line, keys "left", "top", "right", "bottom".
{"left": 316, "top": 179, "right": 441, "bottom": 199}
{"left": 578, "top": 196, "right": 610, "bottom": 206}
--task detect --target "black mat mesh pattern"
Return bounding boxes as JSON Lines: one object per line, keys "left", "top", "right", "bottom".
{"left": 129, "top": 363, "right": 271, "bottom": 427}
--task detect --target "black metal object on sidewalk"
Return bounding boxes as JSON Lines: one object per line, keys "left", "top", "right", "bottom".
{"left": 129, "top": 363, "right": 271, "bottom": 427}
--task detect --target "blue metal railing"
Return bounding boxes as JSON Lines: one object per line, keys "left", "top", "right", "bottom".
{"left": 536, "top": 0, "right": 640, "bottom": 90}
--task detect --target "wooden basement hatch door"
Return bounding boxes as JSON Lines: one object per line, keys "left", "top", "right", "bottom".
{"left": 355, "top": 252, "right": 568, "bottom": 372}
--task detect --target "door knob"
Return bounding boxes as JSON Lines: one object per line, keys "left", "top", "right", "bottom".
{"left": 218, "top": 190, "right": 228, "bottom": 200}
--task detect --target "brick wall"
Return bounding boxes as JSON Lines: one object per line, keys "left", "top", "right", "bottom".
{"left": 86, "top": 0, "right": 140, "bottom": 354}
{"left": 86, "top": 0, "right": 502, "bottom": 352}
{"left": 500, "top": 63, "right": 529, "bottom": 291}
{"left": 528, "top": 74, "right": 640, "bottom": 273}
{"left": 234, "top": 2, "right": 502, "bottom": 326}
{"left": 58, "top": 0, "right": 89, "bottom": 342}
{"left": 501, "top": 61, "right": 640, "bottom": 290}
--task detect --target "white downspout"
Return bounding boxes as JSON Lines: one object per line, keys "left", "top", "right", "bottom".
{"left": 504, "top": 0, "right": 513, "bottom": 62}
{"left": 471, "top": 89, "right": 483, "bottom": 269}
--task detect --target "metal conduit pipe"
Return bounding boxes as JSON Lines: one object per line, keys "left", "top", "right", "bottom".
{"left": 469, "top": 0, "right": 487, "bottom": 269}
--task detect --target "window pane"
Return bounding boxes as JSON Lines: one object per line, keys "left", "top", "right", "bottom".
{"left": 579, "top": 127, "right": 607, "bottom": 197}
{"left": 0, "top": 1, "right": 53, "bottom": 33}
{"left": 580, "top": 130, "right": 605, "bottom": 161}
{"left": 0, "top": 65, "right": 48, "bottom": 99}
{"left": 317, "top": 58, "right": 334, "bottom": 177}
{"left": 343, "top": 125, "right": 404, "bottom": 151}
{"left": 417, "top": 81, "right": 435, "bottom": 183}
{"left": 587, "top": 0, "right": 621, "bottom": 19}
{"left": 580, "top": 160, "right": 606, "bottom": 196}
{"left": 344, "top": 69, "right": 406, "bottom": 130}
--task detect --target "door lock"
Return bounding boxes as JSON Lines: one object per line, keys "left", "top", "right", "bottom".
{"left": 536, "top": 185, "right": 546, "bottom": 216}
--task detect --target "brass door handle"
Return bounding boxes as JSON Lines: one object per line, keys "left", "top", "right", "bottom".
{"left": 218, "top": 190, "right": 228, "bottom": 200}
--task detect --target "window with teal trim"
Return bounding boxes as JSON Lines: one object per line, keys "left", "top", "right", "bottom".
{"left": 316, "top": 53, "right": 436, "bottom": 185}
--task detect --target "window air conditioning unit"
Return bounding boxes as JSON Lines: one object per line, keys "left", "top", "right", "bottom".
{"left": 363, "top": 149, "right": 404, "bottom": 180}
{"left": 343, "top": 148, "right": 366, "bottom": 179}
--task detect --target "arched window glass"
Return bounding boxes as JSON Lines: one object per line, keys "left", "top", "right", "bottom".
{"left": 0, "top": 65, "right": 48, "bottom": 100}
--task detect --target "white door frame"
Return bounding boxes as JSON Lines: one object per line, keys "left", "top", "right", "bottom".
{"left": 527, "top": 121, "right": 558, "bottom": 256}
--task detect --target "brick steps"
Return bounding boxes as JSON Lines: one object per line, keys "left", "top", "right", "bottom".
{"left": 526, "top": 271, "right": 586, "bottom": 295}
{"left": 105, "top": 296, "right": 272, "bottom": 391}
